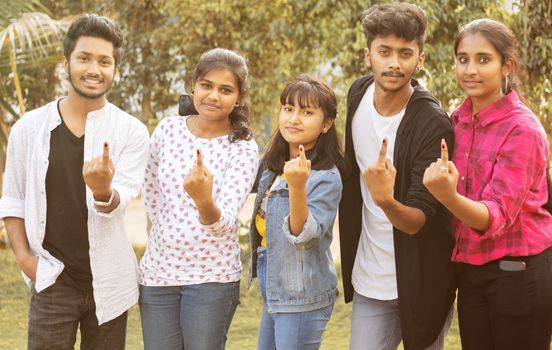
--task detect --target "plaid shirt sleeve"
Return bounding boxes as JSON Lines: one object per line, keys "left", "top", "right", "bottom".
{"left": 480, "top": 124, "right": 547, "bottom": 237}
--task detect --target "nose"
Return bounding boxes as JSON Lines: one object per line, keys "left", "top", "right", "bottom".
{"left": 464, "top": 60, "right": 477, "bottom": 76}
{"left": 288, "top": 109, "right": 300, "bottom": 123}
{"left": 207, "top": 89, "right": 219, "bottom": 101}
{"left": 86, "top": 60, "right": 100, "bottom": 75}
{"left": 388, "top": 53, "right": 400, "bottom": 70}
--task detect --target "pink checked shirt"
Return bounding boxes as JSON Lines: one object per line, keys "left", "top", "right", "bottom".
{"left": 451, "top": 90, "right": 552, "bottom": 265}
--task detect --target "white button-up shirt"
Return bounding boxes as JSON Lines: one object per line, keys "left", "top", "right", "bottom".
{"left": 0, "top": 99, "right": 149, "bottom": 324}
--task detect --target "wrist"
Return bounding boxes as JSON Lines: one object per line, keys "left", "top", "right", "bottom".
{"left": 195, "top": 197, "right": 215, "bottom": 209}
{"left": 439, "top": 191, "right": 459, "bottom": 207}
{"left": 93, "top": 188, "right": 113, "bottom": 202}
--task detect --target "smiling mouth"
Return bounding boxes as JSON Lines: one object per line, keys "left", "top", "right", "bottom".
{"left": 82, "top": 77, "right": 103, "bottom": 85}
{"left": 203, "top": 104, "right": 220, "bottom": 109}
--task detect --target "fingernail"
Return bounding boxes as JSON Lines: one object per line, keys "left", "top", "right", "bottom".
{"left": 299, "top": 145, "right": 304, "bottom": 151}
{"left": 382, "top": 138, "right": 386, "bottom": 144}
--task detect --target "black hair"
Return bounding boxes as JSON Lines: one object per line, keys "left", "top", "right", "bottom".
{"left": 64, "top": 14, "right": 123, "bottom": 65}
{"left": 263, "top": 74, "right": 347, "bottom": 176}
{"left": 455, "top": 19, "right": 522, "bottom": 96}
{"left": 362, "top": 2, "right": 427, "bottom": 52}
{"left": 191, "top": 48, "right": 253, "bottom": 142}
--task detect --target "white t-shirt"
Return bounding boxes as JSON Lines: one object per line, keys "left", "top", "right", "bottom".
{"left": 351, "top": 84, "right": 407, "bottom": 300}
{"left": 140, "top": 116, "right": 259, "bottom": 286}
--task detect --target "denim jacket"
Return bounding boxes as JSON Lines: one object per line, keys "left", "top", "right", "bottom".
{"left": 248, "top": 165, "right": 342, "bottom": 313}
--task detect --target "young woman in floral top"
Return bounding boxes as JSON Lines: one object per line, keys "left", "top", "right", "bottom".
{"left": 139, "top": 48, "right": 258, "bottom": 350}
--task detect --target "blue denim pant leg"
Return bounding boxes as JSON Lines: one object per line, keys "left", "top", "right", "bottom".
{"left": 256, "top": 247, "right": 334, "bottom": 350}
{"left": 28, "top": 277, "right": 127, "bottom": 350}
{"left": 140, "top": 282, "right": 240, "bottom": 350}
{"left": 349, "top": 291, "right": 453, "bottom": 350}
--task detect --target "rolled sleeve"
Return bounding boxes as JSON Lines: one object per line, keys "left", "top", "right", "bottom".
{"left": 0, "top": 196, "right": 25, "bottom": 219}
{"left": 91, "top": 122, "right": 149, "bottom": 219}
{"left": 0, "top": 121, "right": 28, "bottom": 219}
{"left": 478, "top": 125, "right": 545, "bottom": 238}
{"left": 281, "top": 169, "right": 342, "bottom": 251}
{"left": 282, "top": 212, "right": 320, "bottom": 250}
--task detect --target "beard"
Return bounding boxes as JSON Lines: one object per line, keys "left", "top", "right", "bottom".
{"left": 68, "top": 66, "right": 113, "bottom": 100}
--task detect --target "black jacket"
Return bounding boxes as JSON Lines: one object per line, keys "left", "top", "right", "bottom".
{"left": 339, "top": 75, "right": 458, "bottom": 350}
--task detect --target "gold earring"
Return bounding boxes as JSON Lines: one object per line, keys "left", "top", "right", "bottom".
{"left": 235, "top": 102, "right": 240, "bottom": 107}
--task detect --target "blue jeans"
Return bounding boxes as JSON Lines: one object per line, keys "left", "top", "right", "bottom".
{"left": 257, "top": 247, "right": 334, "bottom": 350}
{"left": 28, "top": 276, "right": 127, "bottom": 350}
{"left": 139, "top": 282, "right": 240, "bottom": 350}
{"left": 349, "top": 291, "right": 454, "bottom": 350}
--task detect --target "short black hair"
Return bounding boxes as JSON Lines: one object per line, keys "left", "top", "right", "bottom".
{"left": 63, "top": 14, "right": 123, "bottom": 65}
{"left": 362, "top": 3, "right": 427, "bottom": 52}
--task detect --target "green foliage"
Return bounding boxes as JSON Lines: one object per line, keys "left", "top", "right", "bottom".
{"left": 2, "top": 0, "right": 552, "bottom": 145}
{"left": 513, "top": 0, "right": 552, "bottom": 134}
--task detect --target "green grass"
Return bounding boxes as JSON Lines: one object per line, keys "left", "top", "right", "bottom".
{"left": 0, "top": 248, "right": 462, "bottom": 349}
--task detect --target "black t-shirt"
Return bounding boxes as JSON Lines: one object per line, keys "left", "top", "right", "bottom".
{"left": 42, "top": 101, "right": 92, "bottom": 290}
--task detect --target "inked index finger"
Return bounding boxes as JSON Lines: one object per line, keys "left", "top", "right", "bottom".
{"left": 440, "top": 139, "right": 449, "bottom": 164}
{"left": 377, "top": 137, "right": 388, "bottom": 164}
{"left": 196, "top": 149, "right": 203, "bottom": 168}
{"left": 102, "top": 142, "right": 110, "bottom": 163}
{"left": 298, "top": 145, "right": 307, "bottom": 161}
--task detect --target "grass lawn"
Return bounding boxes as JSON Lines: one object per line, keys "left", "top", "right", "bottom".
{"left": 0, "top": 248, "right": 462, "bottom": 349}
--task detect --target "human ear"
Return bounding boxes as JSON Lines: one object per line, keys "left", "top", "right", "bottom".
{"left": 322, "top": 119, "right": 334, "bottom": 133}
{"left": 364, "top": 48, "right": 371, "bottom": 68}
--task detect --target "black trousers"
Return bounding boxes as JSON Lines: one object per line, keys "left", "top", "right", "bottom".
{"left": 458, "top": 247, "right": 552, "bottom": 350}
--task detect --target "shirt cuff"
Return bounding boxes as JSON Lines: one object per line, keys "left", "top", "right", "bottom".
{"left": 479, "top": 200, "right": 506, "bottom": 238}
{"left": 0, "top": 196, "right": 25, "bottom": 219}
{"left": 282, "top": 212, "right": 319, "bottom": 250}
{"left": 200, "top": 214, "right": 228, "bottom": 236}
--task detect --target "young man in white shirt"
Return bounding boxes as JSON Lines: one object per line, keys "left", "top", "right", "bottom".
{"left": 339, "top": 3, "right": 458, "bottom": 350}
{"left": 0, "top": 14, "right": 149, "bottom": 350}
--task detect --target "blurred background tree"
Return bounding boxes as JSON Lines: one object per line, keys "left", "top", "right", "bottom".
{"left": 0, "top": 0, "right": 550, "bottom": 151}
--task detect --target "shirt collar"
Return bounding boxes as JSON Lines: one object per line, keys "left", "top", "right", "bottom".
{"left": 452, "top": 90, "right": 521, "bottom": 127}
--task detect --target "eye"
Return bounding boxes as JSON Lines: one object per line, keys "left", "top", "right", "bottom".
{"left": 456, "top": 56, "right": 468, "bottom": 64}
{"left": 200, "top": 82, "right": 211, "bottom": 89}
{"left": 379, "top": 49, "right": 389, "bottom": 56}
{"left": 302, "top": 110, "right": 314, "bottom": 116}
{"left": 100, "top": 59, "right": 112, "bottom": 66}
{"left": 221, "top": 88, "right": 233, "bottom": 94}
{"left": 400, "top": 51, "right": 413, "bottom": 58}
{"left": 78, "top": 56, "right": 88, "bottom": 62}
{"left": 479, "top": 56, "right": 490, "bottom": 64}
{"left": 282, "top": 106, "right": 293, "bottom": 112}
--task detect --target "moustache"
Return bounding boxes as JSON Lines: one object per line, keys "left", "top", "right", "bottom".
{"left": 382, "top": 71, "right": 405, "bottom": 78}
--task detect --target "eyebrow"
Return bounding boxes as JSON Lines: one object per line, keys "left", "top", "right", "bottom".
{"left": 456, "top": 51, "right": 493, "bottom": 56}
{"left": 377, "top": 44, "right": 414, "bottom": 52}
{"left": 75, "top": 51, "right": 114, "bottom": 60}
{"left": 199, "top": 78, "right": 236, "bottom": 90}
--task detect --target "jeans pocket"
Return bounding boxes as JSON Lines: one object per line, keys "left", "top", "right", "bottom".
{"left": 318, "top": 303, "right": 334, "bottom": 320}
{"left": 495, "top": 269, "right": 536, "bottom": 316}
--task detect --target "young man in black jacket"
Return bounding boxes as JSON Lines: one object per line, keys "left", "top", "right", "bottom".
{"left": 339, "top": 3, "right": 458, "bottom": 350}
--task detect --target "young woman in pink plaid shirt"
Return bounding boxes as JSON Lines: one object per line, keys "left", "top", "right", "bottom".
{"left": 424, "top": 19, "right": 552, "bottom": 350}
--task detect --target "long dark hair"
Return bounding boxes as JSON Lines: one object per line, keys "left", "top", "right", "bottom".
{"left": 454, "top": 19, "right": 522, "bottom": 97}
{"left": 191, "top": 48, "right": 253, "bottom": 142}
{"left": 264, "top": 74, "right": 347, "bottom": 176}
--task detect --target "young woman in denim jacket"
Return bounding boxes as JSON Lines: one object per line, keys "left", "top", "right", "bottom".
{"left": 248, "top": 75, "right": 347, "bottom": 350}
